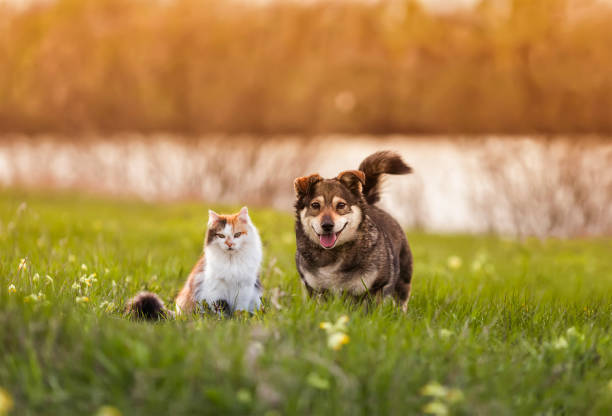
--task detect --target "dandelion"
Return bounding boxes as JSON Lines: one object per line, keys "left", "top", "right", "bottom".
{"left": 76, "top": 296, "right": 89, "bottom": 304}
{"left": 328, "top": 332, "right": 350, "bottom": 350}
{"left": 447, "top": 256, "right": 462, "bottom": 270}
{"left": 7, "top": 285, "right": 16, "bottom": 294}
{"left": 421, "top": 381, "right": 463, "bottom": 414}
{"left": 0, "top": 387, "right": 14, "bottom": 414}
{"left": 423, "top": 401, "right": 448, "bottom": 416}
{"left": 18, "top": 258, "right": 27, "bottom": 271}
{"left": 319, "top": 315, "right": 350, "bottom": 350}
{"left": 95, "top": 406, "right": 122, "bottom": 416}
{"left": 421, "top": 382, "right": 448, "bottom": 398}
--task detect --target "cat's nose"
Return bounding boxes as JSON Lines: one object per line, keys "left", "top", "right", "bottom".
{"left": 225, "top": 241, "right": 233, "bottom": 248}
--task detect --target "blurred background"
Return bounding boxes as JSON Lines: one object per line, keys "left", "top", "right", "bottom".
{"left": 0, "top": 0, "right": 611, "bottom": 236}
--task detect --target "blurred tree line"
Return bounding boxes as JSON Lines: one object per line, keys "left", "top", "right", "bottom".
{"left": 0, "top": 0, "right": 611, "bottom": 135}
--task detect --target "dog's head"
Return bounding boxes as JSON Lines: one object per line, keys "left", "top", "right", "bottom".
{"left": 294, "top": 170, "right": 365, "bottom": 249}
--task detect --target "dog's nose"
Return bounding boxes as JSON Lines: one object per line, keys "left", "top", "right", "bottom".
{"left": 321, "top": 217, "right": 334, "bottom": 233}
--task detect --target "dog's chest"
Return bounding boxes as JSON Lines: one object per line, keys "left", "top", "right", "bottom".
{"left": 301, "top": 259, "right": 378, "bottom": 295}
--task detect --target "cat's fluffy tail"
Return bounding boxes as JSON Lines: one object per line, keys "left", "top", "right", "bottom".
{"left": 125, "top": 291, "right": 174, "bottom": 321}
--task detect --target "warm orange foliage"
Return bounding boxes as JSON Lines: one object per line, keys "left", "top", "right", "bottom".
{"left": 0, "top": 0, "right": 611, "bottom": 135}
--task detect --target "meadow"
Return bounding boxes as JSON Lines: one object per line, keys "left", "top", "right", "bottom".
{"left": 1, "top": 190, "right": 612, "bottom": 415}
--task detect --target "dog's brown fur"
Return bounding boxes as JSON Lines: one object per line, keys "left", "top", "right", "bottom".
{"left": 294, "top": 151, "right": 413, "bottom": 310}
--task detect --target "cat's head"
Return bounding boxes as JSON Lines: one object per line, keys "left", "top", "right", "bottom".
{"left": 205, "top": 207, "right": 254, "bottom": 253}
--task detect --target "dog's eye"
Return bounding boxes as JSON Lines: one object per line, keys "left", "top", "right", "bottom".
{"left": 336, "top": 202, "right": 346, "bottom": 210}
{"left": 311, "top": 202, "right": 320, "bottom": 209}
{"left": 234, "top": 232, "right": 242, "bottom": 238}
{"left": 216, "top": 234, "right": 225, "bottom": 238}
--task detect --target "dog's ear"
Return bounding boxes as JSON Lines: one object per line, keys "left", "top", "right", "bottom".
{"left": 336, "top": 170, "right": 365, "bottom": 195}
{"left": 294, "top": 174, "right": 323, "bottom": 198}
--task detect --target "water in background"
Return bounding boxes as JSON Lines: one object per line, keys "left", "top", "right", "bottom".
{"left": 1, "top": 136, "right": 610, "bottom": 237}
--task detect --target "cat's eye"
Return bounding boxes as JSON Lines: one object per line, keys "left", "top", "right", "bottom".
{"left": 216, "top": 233, "right": 225, "bottom": 239}
{"left": 311, "top": 202, "right": 320, "bottom": 209}
{"left": 336, "top": 202, "right": 346, "bottom": 210}
{"left": 234, "top": 232, "right": 242, "bottom": 238}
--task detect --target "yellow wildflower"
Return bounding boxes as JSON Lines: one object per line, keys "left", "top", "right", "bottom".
{"left": 320, "top": 315, "right": 351, "bottom": 350}
{"left": 447, "top": 256, "right": 462, "bottom": 270}
{"left": 0, "top": 387, "right": 14, "bottom": 414}
{"left": 328, "top": 332, "right": 350, "bottom": 350}
{"left": 95, "top": 406, "right": 122, "bottom": 416}
{"left": 7, "top": 285, "right": 16, "bottom": 294}
{"left": 421, "top": 382, "right": 448, "bottom": 398}
{"left": 423, "top": 401, "right": 448, "bottom": 416}
{"left": 76, "top": 296, "right": 89, "bottom": 304}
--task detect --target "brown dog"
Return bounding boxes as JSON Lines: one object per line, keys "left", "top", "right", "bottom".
{"left": 293, "top": 151, "right": 413, "bottom": 310}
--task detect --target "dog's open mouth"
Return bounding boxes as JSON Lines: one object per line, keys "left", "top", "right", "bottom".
{"left": 316, "top": 223, "right": 347, "bottom": 249}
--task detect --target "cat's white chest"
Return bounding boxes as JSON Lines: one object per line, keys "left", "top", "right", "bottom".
{"left": 194, "top": 249, "right": 261, "bottom": 312}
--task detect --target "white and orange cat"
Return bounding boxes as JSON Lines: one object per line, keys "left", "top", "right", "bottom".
{"left": 125, "top": 207, "right": 263, "bottom": 319}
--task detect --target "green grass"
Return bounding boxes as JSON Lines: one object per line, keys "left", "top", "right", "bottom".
{"left": 1, "top": 190, "right": 612, "bottom": 415}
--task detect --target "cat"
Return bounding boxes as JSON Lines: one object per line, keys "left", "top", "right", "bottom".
{"left": 125, "top": 207, "right": 263, "bottom": 320}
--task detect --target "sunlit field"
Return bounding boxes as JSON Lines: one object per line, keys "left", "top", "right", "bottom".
{"left": 1, "top": 0, "right": 612, "bottom": 134}
{"left": 1, "top": 191, "right": 612, "bottom": 415}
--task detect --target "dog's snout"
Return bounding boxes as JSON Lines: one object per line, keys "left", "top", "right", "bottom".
{"left": 321, "top": 215, "right": 334, "bottom": 233}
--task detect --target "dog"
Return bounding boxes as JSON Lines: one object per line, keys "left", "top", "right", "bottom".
{"left": 293, "top": 151, "right": 413, "bottom": 310}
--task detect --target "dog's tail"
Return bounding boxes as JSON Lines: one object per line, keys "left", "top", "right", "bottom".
{"left": 358, "top": 151, "right": 412, "bottom": 205}
{"left": 125, "top": 291, "right": 173, "bottom": 321}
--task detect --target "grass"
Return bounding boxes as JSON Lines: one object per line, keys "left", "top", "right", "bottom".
{"left": 1, "top": 189, "right": 612, "bottom": 415}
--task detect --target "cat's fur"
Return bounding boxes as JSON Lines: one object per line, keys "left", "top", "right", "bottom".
{"left": 125, "top": 207, "right": 263, "bottom": 320}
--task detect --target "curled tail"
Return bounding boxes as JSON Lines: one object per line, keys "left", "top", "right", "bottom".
{"left": 358, "top": 151, "right": 412, "bottom": 204}
{"left": 125, "top": 291, "right": 173, "bottom": 321}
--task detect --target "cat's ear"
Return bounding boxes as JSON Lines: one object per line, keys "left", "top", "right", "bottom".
{"left": 294, "top": 173, "right": 323, "bottom": 198}
{"left": 238, "top": 206, "right": 249, "bottom": 224}
{"left": 208, "top": 210, "right": 220, "bottom": 226}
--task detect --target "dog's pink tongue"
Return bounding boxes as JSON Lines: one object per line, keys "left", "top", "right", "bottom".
{"left": 319, "top": 233, "right": 337, "bottom": 248}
